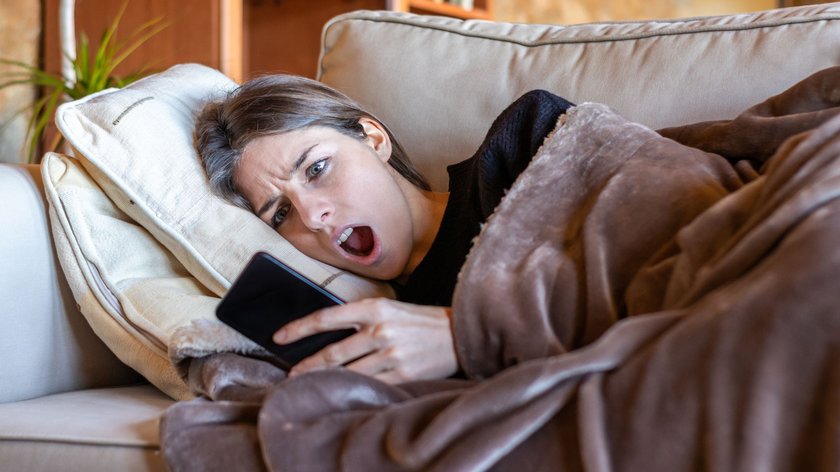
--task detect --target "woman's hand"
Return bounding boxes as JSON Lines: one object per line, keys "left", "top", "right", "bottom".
{"left": 273, "top": 298, "right": 458, "bottom": 384}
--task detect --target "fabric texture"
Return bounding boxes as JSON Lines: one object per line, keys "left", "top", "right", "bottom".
{"left": 160, "top": 66, "right": 840, "bottom": 472}
{"left": 0, "top": 385, "right": 171, "bottom": 446}
{"left": 42, "top": 153, "right": 218, "bottom": 399}
{"left": 55, "top": 63, "right": 393, "bottom": 301}
{"left": 0, "top": 443, "right": 165, "bottom": 472}
{"left": 319, "top": 5, "right": 840, "bottom": 191}
{"left": 0, "top": 385, "right": 171, "bottom": 472}
{"left": 397, "top": 90, "right": 574, "bottom": 306}
{"left": 42, "top": 154, "right": 301, "bottom": 398}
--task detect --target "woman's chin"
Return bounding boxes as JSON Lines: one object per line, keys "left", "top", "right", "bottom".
{"left": 342, "top": 264, "right": 397, "bottom": 282}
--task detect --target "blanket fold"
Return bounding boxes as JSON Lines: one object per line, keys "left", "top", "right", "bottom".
{"left": 161, "top": 66, "right": 840, "bottom": 472}
{"left": 658, "top": 66, "right": 840, "bottom": 166}
{"left": 453, "top": 101, "right": 744, "bottom": 379}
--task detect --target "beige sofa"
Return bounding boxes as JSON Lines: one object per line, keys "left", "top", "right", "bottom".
{"left": 2, "top": 4, "right": 839, "bottom": 470}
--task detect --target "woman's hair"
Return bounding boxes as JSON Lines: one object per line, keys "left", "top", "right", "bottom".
{"left": 194, "top": 74, "right": 430, "bottom": 210}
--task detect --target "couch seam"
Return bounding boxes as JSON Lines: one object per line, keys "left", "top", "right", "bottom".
{"left": 0, "top": 436, "right": 159, "bottom": 449}
{"left": 324, "top": 14, "right": 840, "bottom": 48}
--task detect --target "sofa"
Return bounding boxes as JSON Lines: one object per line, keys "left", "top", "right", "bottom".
{"left": 1, "top": 4, "right": 839, "bottom": 471}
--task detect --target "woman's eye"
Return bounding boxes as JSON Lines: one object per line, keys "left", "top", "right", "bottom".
{"left": 306, "top": 159, "right": 327, "bottom": 179}
{"left": 272, "top": 205, "right": 290, "bottom": 227}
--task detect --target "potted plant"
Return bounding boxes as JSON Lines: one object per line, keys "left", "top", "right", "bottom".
{"left": 0, "top": 1, "right": 165, "bottom": 163}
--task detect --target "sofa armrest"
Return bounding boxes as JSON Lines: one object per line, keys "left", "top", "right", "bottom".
{"left": 0, "top": 163, "right": 141, "bottom": 403}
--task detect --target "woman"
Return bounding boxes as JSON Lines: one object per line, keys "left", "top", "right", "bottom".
{"left": 195, "top": 74, "right": 573, "bottom": 384}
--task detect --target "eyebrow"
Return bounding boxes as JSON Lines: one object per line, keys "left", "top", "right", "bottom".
{"left": 256, "top": 144, "right": 318, "bottom": 218}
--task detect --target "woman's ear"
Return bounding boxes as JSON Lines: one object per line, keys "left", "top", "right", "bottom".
{"left": 359, "top": 117, "right": 392, "bottom": 163}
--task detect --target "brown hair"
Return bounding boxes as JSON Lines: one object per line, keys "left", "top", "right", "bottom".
{"left": 194, "top": 74, "right": 430, "bottom": 210}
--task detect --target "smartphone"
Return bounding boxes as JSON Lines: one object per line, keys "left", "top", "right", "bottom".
{"left": 216, "top": 251, "right": 355, "bottom": 370}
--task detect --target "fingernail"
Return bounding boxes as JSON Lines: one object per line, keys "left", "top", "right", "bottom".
{"left": 273, "top": 330, "right": 286, "bottom": 343}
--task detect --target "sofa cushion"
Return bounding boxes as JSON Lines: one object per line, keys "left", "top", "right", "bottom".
{"left": 54, "top": 63, "right": 393, "bottom": 301}
{"left": 0, "top": 385, "right": 172, "bottom": 472}
{"left": 319, "top": 5, "right": 840, "bottom": 190}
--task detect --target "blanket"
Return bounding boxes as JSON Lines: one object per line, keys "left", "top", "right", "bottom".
{"left": 160, "top": 67, "right": 840, "bottom": 471}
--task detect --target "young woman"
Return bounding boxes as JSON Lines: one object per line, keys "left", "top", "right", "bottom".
{"left": 195, "top": 74, "right": 573, "bottom": 384}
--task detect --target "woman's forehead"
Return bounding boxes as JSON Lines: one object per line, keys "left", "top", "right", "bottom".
{"left": 246, "top": 126, "right": 344, "bottom": 158}
{"left": 244, "top": 130, "right": 313, "bottom": 169}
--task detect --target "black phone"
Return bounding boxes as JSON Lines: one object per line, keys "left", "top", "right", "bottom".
{"left": 216, "top": 251, "right": 355, "bottom": 370}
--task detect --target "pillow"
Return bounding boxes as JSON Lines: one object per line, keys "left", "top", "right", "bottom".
{"left": 41, "top": 152, "right": 212, "bottom": 399}
{"left": 44, "top": 152, "right": 295, "bottom": 399}
{"left": 55, "top": 63, "right": 393, "bottom": 302}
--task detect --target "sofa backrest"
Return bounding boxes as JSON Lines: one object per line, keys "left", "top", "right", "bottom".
{"left": 318, "top": 5, "right": 840, "bottom": 190}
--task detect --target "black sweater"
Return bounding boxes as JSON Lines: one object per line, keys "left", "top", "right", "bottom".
{"left": 395, "top": 90, "right": 575, "bottom": 306}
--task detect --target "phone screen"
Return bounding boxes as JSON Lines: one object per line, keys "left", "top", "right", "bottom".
{"left": 216, "top": 251, "right": 355, "bottom": 370}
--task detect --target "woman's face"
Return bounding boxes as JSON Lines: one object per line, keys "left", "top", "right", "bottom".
{"left": 235, "top": 119, "right": 419, "bottom": 280}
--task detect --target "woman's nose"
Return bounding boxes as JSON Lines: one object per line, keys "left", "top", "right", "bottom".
{"left": 294, "top": 194, "right": 331, "bottom": 231}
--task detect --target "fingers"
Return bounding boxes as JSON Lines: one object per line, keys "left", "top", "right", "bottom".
{"left": 280, "top": 300, "right": 458, "bottom": 384}
{"left": 373, "top": 369, "right": 412, "bottom": 385}
{"left": 288, "top": 327, "right": 382, "bottom": 376}
{"left": 316, "top": 350, "right": 410, "bottom": 384}
{"left": 291, "top": 349, "right": 408, "bottom": 385}
{"left": 343, "top": 349, "right": 395, "bottom": 378}
{"left": 274, "top": 299, "right": 381, "bottom": 344}
{"left": 296, "top": 351, "right": 448, "bottom": 385}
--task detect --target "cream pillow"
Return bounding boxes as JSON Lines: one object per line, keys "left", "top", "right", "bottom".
{"left": 55, "top": 63, "right": 393, "bottom": 301}
{"left": 44, "top": 152, "right": 300, "bottom": 399}
{"left": 42, "top": 153, "right": 211, "bottom": 399}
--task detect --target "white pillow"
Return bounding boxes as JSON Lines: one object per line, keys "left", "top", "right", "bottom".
{"left": 44, "top": 151, "right": 301, "bottom": 399}
{"left": 41, "top": 153, "right": 207, "bottom": 399}
{"left": 55, "top": 63, "right": 393, "bottom": 301}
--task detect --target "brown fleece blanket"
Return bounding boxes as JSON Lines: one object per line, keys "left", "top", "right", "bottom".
{"left": 161, "top": 67, "right": 840, "bottom": 471}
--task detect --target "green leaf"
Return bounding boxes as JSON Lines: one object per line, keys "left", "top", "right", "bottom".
{"left": 23, "top": 93, "right": 55, "bottom": 162}
{"left": 77, "top": 32, "right": 90, "bottom": 84}
{"left": 1, "top": 0, "right": 165, "bottom": 162}
{"left": 0, "top": 78, "right": 38, "bottom": 90}
{"left": 106, "top": 18, "right": 167, "bottom": 78}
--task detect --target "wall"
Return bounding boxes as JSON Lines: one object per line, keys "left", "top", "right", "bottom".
{"left": 0, "top": 0, "right": 40, "bottom": 164}
{"left": 43, "top": 0, "right": 221, "bottom": 80}
{"left": 244, "top": 0, "right": 384, "bottom": 80}
{"left": 495, "top": 0, "right": 776, "bottom": 24}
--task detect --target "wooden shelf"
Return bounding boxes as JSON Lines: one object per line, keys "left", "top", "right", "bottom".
{"left": 391, "top": 0, "right": 494, "bottom": 20}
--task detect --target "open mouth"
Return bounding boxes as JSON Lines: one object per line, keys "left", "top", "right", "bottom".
{"left": 338, "top": 226, "right": 375, "bottom": 258}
